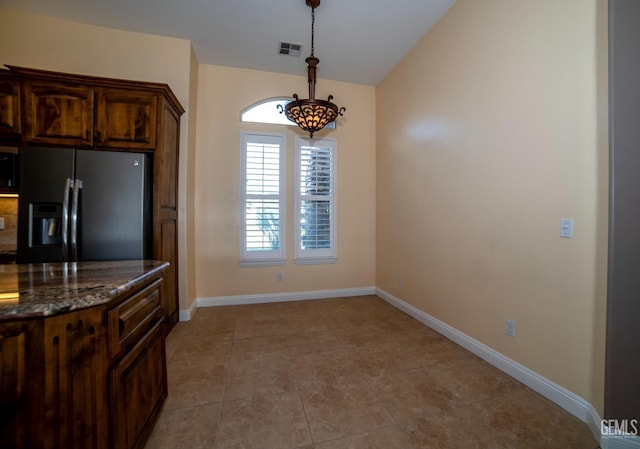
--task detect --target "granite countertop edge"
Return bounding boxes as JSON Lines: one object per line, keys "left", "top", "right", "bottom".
{"left": 0, "top": 260, "right": 170, "bottom": 322}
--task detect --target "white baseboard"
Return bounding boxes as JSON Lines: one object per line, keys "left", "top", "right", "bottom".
{"left": 178, "top": 298, "right": 198, "bottom": 321}
{"left": 603, "top": 438, "right": 640, "bottom": 449}
{"left": 375, "top": 288, "right": 640, "bottom": 449}
{"left": 197, "top": 286, "right": 376, "bottom": 308}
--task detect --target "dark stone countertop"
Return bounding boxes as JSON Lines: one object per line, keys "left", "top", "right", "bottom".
{"left": 0, "top": 260, "right": 169, "bottom": 321}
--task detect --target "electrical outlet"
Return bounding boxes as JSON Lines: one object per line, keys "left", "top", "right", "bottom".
{"left": 0, "top": 217, "right": 4, "bottom": 230}
{"left": 277, "top": 272, "right": 283, "bottom": 282}
{"left": 506, "top": 320, "right": 515, "bottom": 337}
{"left": 397, "top": 277, "right": 403, "bottom": 288}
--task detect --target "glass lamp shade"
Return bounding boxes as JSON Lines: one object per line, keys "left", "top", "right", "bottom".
{"left": 283, "top": 97, "right": 343, "bottom": 138}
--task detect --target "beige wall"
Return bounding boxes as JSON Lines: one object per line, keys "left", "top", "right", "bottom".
{"left": 194, "top": 64, "right": 376, "bottom": 298}
{"left": 0, "top": 7, "right": 197, "bottom": 311}
{"left": 376, "top": 0, "right": 607, "bottom": 412}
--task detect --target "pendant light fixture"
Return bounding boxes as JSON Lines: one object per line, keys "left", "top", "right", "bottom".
{"left": 278, "top": 0, "right": 345, "bottom": 138}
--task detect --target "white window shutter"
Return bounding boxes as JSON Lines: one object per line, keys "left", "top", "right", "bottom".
{"left": 295, "top": 137, "right": 337, "bottom": 264}
{"left": 240, "top": 132, "right": 285, "bottom": 265}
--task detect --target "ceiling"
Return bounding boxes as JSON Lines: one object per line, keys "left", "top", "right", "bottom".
{"left": 2, "top": 0, "right": 455, "bottom": 86}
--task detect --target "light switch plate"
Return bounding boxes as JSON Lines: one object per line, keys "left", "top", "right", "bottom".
{"left": 0, "top": 217, "right": 5, "bottom": 230}
{"left": 560, "top": 219, "right": 573, "bottom": 238}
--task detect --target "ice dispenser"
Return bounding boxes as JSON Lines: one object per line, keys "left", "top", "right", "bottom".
{"left": 30, "top": 203, "right": 62, "bottom": 246}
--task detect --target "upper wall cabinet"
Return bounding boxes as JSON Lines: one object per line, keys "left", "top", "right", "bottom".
{"left": 22, "top": 82, "right": 159, "bottom": 150}
{"left": 0, "top": 75, "right": 21, "bottom": 139}
{"left": 95, "top": 90, "right": 157, "bottom": 149}
{"left": 23, "top": 81, "right": 94, "bottom": 146}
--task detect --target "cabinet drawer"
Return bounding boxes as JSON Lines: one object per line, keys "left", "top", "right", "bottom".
{"left": 108, "top": 278, "right": 163, "bottom": 358}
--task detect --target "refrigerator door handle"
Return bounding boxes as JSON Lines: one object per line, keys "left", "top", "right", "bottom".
{"left": 70, "top": 178, "right": 83, "bottom": 262}
{"left": 61, "top": 178, "right": 72, "bottom": 261}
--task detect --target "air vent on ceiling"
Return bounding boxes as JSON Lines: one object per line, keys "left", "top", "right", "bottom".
{"left": 279, "top": 41, "right": 303, "bottom": 57}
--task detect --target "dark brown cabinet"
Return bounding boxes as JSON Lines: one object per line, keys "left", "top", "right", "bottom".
{"left": 0, "top": 268, "right": 167, "bottom": 449}
{"left": 0, "top": 319, "right": 41, "bottom": 449}
{"left": 0, "top": 63, "right": 184, "bottom": 448}
{"left": 43, "top": 308, "right": 110, "bottom": 449}
{"left": 22, "top": 84, "right": 158, "bottom": 150}
{"left": 0, "top": 75, "right": 21, "bottom": 139}
{"left": 23, "top": 82, "right": 94, "bottom": 146}
{"left": 1, "top": 65, "right": 183, "bottom": 328}
{"left": 0, "top": 326, "right": 26, "bottom": 448}
{"left": 95, "top": 89, "right": 157, "bottom": 149}
{"left": 155, "top": 100, "right": 181, "bottom": 323}
{"left": 108, "top": 277, "right": 166, "bottom": 449}
{"left": 110, "top": 321, "right": 166, "bottom": 449}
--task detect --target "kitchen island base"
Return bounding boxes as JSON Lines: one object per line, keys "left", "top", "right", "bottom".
{"left": 0, "top": 260, "right": 169, "bottom": 449}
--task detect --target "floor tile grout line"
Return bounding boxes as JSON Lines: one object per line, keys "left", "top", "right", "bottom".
{"left": 297, "top": 386, "right": 316, "bottom": 446}
{"left": 309, "top": 423, "right": 404, "bottom": 448}
{"left": 212, "top": 324, "right": 237, "bottom": 449}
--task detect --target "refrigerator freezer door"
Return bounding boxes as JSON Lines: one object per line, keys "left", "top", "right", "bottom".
{"left": 17, "top": 147, "right": 75, "bottom": 263}
{"left": 75, "top": 150, "right": 149, "bottom": 261}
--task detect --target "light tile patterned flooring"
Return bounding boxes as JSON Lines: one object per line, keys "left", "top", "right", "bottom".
{"left": 145, "top": 295, "right": 599, "bottom": 449}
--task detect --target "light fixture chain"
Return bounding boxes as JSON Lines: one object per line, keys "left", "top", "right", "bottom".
{"left": 310, "top": 6, "right": 315, "bottom": 57}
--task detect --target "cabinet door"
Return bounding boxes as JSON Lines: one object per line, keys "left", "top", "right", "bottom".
{"left": 154, "top": 100, "right": 180, "bottom": 326}
{"left": 23, "top": 82, "right": 94, "bottom": 146}
{"left": 110, "top": 320, "right": 166, "bottom": 449}
{"left": 159, "top": 219, "right": 178, "bottom": 323}
{"left": 96, "top": 90, "right": 157, "bottom": 149}
{"left": 0, "top": 77, "right": 20, "bottom": 136}
{"left": 43, "top": 309, "right": 109, "bottom": 449}
{"left": 0, "top": 322, "right": 42, "bottom": 449}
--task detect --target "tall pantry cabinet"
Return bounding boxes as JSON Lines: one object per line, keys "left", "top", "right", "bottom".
{"left": 0, "top": 65, "right": 184, "bottom": 327}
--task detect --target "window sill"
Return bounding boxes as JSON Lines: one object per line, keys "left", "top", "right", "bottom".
{"left": 294, "top": 257, "right": 337, "bottom": 265}
{"left": 240, "top": 259, "right": 286, "bottom": 267}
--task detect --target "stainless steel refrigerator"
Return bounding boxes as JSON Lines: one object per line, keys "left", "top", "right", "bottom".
{"left": 17, "top": 147, "right": 151, "bottom": 263}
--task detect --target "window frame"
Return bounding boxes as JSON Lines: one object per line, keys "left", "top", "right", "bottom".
{"left": 294, "top": 136, "right": 337, "bottom": 265}
{"left": 239, "top": 131, "right": 286, "bottom": 267}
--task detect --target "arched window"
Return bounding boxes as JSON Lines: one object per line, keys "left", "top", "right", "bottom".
{"left": 240, "top": 97, "right": 335, "bottom": 129}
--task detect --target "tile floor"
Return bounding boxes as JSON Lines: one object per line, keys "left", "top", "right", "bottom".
{"left": 145, "top": 295, "right": 599, "bottom": 449}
